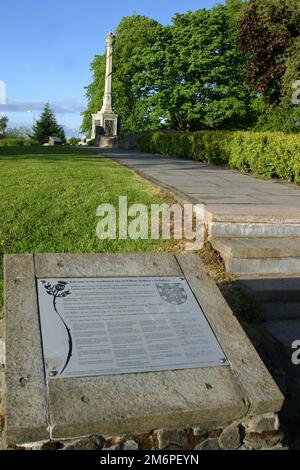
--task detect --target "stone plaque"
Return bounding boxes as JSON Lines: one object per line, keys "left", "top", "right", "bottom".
{"left": 37, "top": 277, "right": 228, "bottom": 379}
{"left": 5, "top": 254, "right": 283, "bottom": 446}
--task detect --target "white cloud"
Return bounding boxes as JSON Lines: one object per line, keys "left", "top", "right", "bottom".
{"left": 0, "top": 99, "right": 85, "bottom": 114}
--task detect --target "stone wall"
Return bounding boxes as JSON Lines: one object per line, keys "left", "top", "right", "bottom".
{"left": 8, "top": 413, "right": 284, "bottom": 450}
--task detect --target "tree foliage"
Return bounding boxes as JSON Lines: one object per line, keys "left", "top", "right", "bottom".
{"left": 281, "top": 36, "right": 300, "bottom": 107}
{"left": 155, "top": 3, "right": 252, "bottom": 131}
{"left": 113, "top": 15, "right": 162, "bottom": 132}
{"left": 238, "top": 0, "right": 300, "bottom": 103}
{"left": 5, "top": 126, "right": 31, "bottom": 139}
{"left": 81, "top": 54, "right": 106, "bottom": 134}
{"left": 0, "top": 115, "right": 8, "bottom": 136}
{"left": 31, "top": 104, "right": 66, "bottom": 144}
{"left": 82, "top": 1, "right": 300, "bottom": 134}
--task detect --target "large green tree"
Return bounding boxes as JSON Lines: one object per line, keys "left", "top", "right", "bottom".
{"left": 143, "top": 2, "right": 252, "bottom": 131}
{"left": 81, "top": 15, "right": 161, "bottom": 134}
{"left": 83, "top": 5, "right": 251, "bottom": 133}
{"left": 32, "top": 104, "right": 65, "bottom": 144}
{"left": 113, "top": 15, "right": 162, "bottom": 132}
{"left": 81, "top": 54, "right": 106, "bottom": 134}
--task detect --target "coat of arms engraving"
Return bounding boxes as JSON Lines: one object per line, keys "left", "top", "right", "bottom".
{"left": 156, "top": 283, "right": 188, "bottom": 306}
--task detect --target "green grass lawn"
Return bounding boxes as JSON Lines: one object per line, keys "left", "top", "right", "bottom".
{"left": 0, "top": 146, "right": 173, "bottom": 311}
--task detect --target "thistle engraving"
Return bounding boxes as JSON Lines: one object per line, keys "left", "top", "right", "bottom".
{"left": 41, "top": 281, "right": 72, "bottom": 376}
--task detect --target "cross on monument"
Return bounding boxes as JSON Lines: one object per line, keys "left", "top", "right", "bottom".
{"left": 91, "top": 32, "right": 118, "bottom": 141}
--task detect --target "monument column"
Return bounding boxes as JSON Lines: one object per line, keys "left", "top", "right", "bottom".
{"left": 101, "top": 32, "right": 114, "bottom": 113}
{"left": 91, "top": 32, "right": 118, "bottom": 142}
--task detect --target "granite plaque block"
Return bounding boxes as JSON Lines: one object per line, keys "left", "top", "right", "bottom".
{"left": 4, "top": 253, "right": 283, "bottom": 445}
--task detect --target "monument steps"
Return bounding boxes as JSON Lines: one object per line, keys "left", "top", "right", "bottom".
{"left": 213, "top": 237, "right": 300, "bottom": 260}
{"left": 212, "top": 237, "right": 300, "bottom": 275}
{"left": 260, "top": 302, "right": 300, "bottom": 321}
{"left": 209, "top": 221, "right": 300, "bottom": 239}
{"left": 207, "top": 215, "right": 300, "bottom": 347}
{"left": 237, "top": 276, "right": 300, "bottom": 303}
{"left": 231, "top": 275, "right": 300, "bottom": 353}
{"left": 264, "top": 319, "right": 300, "bottom": 355}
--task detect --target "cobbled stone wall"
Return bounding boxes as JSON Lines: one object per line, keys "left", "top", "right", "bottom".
{"left": 3, "top": 414, "right": 285, "bottom": 451}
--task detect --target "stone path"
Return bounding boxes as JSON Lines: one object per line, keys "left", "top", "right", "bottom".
{"left": 93, "top": 149, "right": 300, "bottom": 218}
{"left": 91, "top": 148, "right": 300, "bottom": 436}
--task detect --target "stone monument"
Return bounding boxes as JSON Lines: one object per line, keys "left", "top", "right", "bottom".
{"left": 92, "top": 32, "right": 118, "bottom": 146}
{"left": 3, "top": 253, "right": 283, "bottom": 449}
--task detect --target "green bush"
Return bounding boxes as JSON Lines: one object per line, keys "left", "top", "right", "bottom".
{"left": 0, "top": 138, "right": 25, "bottom": 147}
{"left": 68, "top": 137, "right": 81, "bottom": 146}
{"left": 138, "top": 131, "right": 300, "bottom": 184}
{"left": 0, "top": 138, "right": 39, "bottom": 147}
{"left": 252, "top": 102, "right": 300, "bottom": 133}
{"left": 23, "top": 139, "right": 39, "bottom": 147}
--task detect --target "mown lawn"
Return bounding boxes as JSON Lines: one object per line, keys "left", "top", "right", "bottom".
{"left": 0, "top": 146, "right": 173, "bottom": 311}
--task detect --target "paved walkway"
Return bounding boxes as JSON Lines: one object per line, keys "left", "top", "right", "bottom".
{"left": 92, "top": 148, "right": 300, "bottom": 446}
{"left": 93, "top": 149, "right": 300, "bottom": 221}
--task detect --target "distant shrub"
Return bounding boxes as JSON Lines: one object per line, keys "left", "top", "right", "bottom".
{"left": 138, "top": 131, "right": 300, "bottom": 184}
{"left": 0, "top": 138, "right": 40, "bottom": 147}
{"left": 0, "top": 139, "right": 25, "bottom": 147}
{"left": 68, "top": 137, "right": 81, "bottom": 146}
{"left": 23, "top": 139, "right": 39, "bottom": 147}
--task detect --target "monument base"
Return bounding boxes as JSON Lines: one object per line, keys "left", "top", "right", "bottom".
{"left": 3, "top": 253, "right": 283, "bottom": 448}
{"left": 92, "top": 110, "right": 118, "bottom": 141}
{"left": 97, "top": 135, "right": 120, "bottom": 149}
{"left": 96, "top": 133, "right": 138, "bottom": 150}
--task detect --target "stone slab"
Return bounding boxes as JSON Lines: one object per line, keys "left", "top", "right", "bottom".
{"left": 210, "top": 223, "right": 300, "bottom": 239}
{"left": 213, "top": 238, "right": 300, "bottom": 260}
{"left": 4, "top": 253, "right": 283, "bottom": 444}
{"left": 5, "top": 373, "right": 49, "bottom": 445}
{"left": 4, "top": 255, "right": 49, "bottom": 446}
{"left": 34, "top": 253, "right": 182, "bottom": 278}
{"left": 175, "top": 254, "right": 283, "bottom": 416}
{"left": 228, "top": 258, "right": 300, "bottom": 276}
{"left": 49, "top": 367, "right": 245, "bottom": 439}
{"left": 205, "top": 206, "right": 300, "bottom": 224}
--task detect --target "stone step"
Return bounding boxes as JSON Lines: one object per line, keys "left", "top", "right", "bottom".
{"left": 205, "top": 207, "right": 300, "bottom": 225}
{"left": 261, "top": 303, "right": 300, "bottom": 321}
{"left": 209, "top": 222, "right": 300, "bottom": 239}
{"left": 212, "top": 238, "right": 300, "bottom": 275}
{"left": 213, "top": 238, "right": 300, "bottom": 259}
{"left": 265, "top": 319, "right": 300, "bottom": 350}
{"left": 237, "top": 277, "right": 300, "bottom": 303}
{"left": 230, "top": 258, "right": 300, "bottom": 276}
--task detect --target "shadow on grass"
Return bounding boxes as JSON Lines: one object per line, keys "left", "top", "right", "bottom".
{"left": 0, "top": 147, "right": 109, "bottom": 166}
{"left": 0, "top": 146, "right": 91, "bottom": 157}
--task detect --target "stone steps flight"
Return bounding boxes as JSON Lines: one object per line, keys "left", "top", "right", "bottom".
{"left": 207, "top": 214, "right": 300, "bottom": 354}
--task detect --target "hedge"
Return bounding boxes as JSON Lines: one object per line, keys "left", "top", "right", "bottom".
{"left": 0, "top": 139, "right": 38, "bottom": 147}
{"left": 137, "top": 131, "right": 300, "bottom": 185}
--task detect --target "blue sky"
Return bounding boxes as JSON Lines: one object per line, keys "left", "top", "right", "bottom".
{"left": 0, "top": 0, "right": 223, "bottom": 136}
